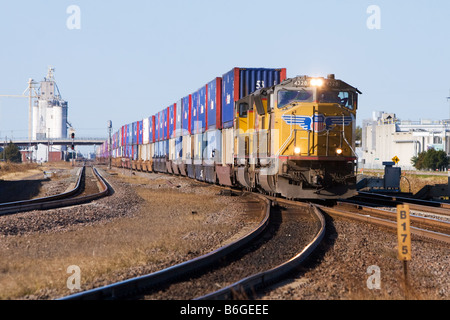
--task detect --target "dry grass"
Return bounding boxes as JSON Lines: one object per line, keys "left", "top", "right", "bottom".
{"left": 400, "top": 173, "right": 448, "bottom": 195}
{"left": 361, "top": 170, "right": 448, "bottom": 195}
{"left": 0, "top": 162, "right": 40, "bottom": 179}
{"left": 0, "top": 162, "right": 39, "bottom": 172}
{"left": 0, "top": 172, "right": 246, "bottom": 299}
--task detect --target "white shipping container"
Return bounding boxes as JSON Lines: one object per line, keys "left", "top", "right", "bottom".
{"left": 143, "top": 117, "right": 150, "bottom": 144}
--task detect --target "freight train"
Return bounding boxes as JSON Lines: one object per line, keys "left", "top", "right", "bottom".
{"left": 97, "top": 67, "right": 361, "bottom": 199}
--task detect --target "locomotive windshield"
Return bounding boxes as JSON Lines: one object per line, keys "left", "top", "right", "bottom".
{"left": 277, "top": 89, "right": 314, "bottom": 108}
{"left": 318, "top": 90, "right": 356, "bottom": 110}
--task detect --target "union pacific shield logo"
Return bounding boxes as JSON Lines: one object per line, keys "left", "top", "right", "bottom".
{"left": 282, "top": 114, "right": 352, "bottom": 132}
{"left": 313, "top": 114, "right": 325, "bottom": 132}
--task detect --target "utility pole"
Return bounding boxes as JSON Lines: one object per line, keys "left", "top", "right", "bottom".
{"left": 0, "top": 78, "right": 39, "bottom": 163}
{"left": 447, "top": 91, "right": 450, "bottom": 122}
{"left": 107, "top": 120, "right": 112, "bottom": 170}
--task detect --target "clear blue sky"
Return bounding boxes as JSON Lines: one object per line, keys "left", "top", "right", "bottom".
{"left": 1, "top": 0, "right": 449, "bottom": 142}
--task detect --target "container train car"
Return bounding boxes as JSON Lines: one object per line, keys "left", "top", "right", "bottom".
{"left": 97, "top": 67, "right": 361, "bottom": 199}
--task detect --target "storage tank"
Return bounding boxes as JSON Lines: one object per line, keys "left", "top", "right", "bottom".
{"left": 32, "top": 100, "right": 39, "bottom": 140}
{"left": 31, "top": 68, "right": 69, "bottom": 143}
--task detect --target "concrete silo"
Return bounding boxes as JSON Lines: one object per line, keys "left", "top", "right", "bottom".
{"left": 32, "top": 67, "right": 69, "bottom": 162}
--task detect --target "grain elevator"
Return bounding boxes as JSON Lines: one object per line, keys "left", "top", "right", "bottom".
{"left": 32, "top": 67, "right": 69, "bottom": 162}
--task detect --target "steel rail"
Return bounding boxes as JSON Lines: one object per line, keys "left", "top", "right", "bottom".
{"left": 0, "top": 166, "right": 110, "bottom": 216}
{"left": 0, "top": 166, "right": 85, "bottom": 215}
{"left": 58, "top": 193, "right": 271, "bottom": 300}
{"left": 336, "top": 202, "right": 450, "bottom": 234}
{"left": 357, "top": 191, "right": 450, "bottom": 213}
{"left": 318, "top": 204, "right": 450, "bottom": 244}
{"left": 195, "top": 200, "right": 326, "bottom": 300}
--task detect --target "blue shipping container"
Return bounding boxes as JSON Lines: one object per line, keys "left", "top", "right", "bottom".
{"left": 175, "top": 99, "right": 182, "bottom": 138}
{"left": 132, "top": 121, "right": 137, "bottom": 145}
{"left": 207, "top": 77, "right": 222, "bottom": 130}
{"left": 163, "top": 107, "right": 169, "bottom": 140}
{"left": 127, "top": 123, "right": 132, "bottom": 146}
{"left": 191, "top": 90, "right": 199, "bottom": 134}
{"left": 138, "top": 120, "right": 143, "bottom": 145}
{"left": 182, "top": 95, "right": 191, "bottom": 136}
{"left": 169, "top": 103, "right": 175, "bottom": 139}
{"left": 198, "top": 85, "right": 207, "bottom": 133}
{"left": 221, "top": 67, "right": 287, "bottom": 129}
{"left": 158, "top": 111, "right": 163, "bottom": 142}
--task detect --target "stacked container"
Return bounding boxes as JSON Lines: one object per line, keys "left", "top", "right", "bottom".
{"left": 221, "top": 67, "right": 286, "bottom": 129}
{"left": 104, "top": 66, "right": 287, "bottom": 181}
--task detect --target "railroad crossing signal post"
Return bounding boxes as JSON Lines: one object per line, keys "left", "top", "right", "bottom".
{"left": 71, "top": 132, "right": 75, "bottom": 166}
{"left": 397, "top": 204, "right": 411, "bottom": 299}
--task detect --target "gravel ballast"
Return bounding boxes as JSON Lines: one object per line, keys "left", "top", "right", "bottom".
{"left": 0, "top": 166, "right": 447, "bottom": 300}
{"left": 260, "top": 214, "right": 449, "bottom": 300}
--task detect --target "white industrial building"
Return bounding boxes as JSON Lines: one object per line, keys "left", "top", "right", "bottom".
{"left": 31, "top": 68, "right": 69, "bottom": 162}
{"left": 360, "top": 111, "right": 450, "bottom": 170}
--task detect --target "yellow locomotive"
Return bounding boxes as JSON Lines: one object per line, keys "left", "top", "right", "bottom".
{"left": 233, "top": 74, "right": 361, "bottom": 199}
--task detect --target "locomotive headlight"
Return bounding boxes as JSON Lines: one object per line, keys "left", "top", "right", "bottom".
{"left": 336, "top": 148, "right": 343, "bottom": 155}
{"left": 294, "top": 147, "right": 301, "bottom": 155}
{"left": 310, "top": 78, "right": 324, "bottom": 87}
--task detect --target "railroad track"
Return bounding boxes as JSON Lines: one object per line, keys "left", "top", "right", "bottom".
{"left": 59, "top": 193, "right": 325, "bottom": 300}
{"left": 0, "top": 166, "right": 110, "bottom": 216}
{"left": 320, "top": 201, "right": 450, "bottom": 244}
{"left": 351, "top": 191, "right": 450, "bottom": 217}
{"left": 58, "top": 183, "right": 449, "bottom": 300}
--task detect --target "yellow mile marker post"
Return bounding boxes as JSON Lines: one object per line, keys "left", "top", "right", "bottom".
{"left": 397, "top": 204, "right": 411, "bottom": 299}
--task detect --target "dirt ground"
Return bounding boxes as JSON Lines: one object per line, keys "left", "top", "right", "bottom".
{"left": 0, "top": 167, "right": 262, "bottom": 300}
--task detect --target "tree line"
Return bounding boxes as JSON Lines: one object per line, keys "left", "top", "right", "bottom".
{"left": 411, "top": 148, "right": 449, "bottom": 171}
{"left": 0, "top": 142, "right": 22, "bottom": 163}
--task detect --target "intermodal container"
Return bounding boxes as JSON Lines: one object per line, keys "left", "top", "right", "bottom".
{"left": 191, "top": 90, "right": 199, "bottom": 134}
{"left": 133, "top": 145, "right": 138, "bottom": 160}
{"left": 143, "top": 118, "right": 149, "bottom": 144}
{"left": 121, "top": 125, "right": 125, "bottom": 147}
{"left": 158, "top": 111, "right": 163, "bottom": 142}
{"left": 175, "top": 99, "right": 182, "bottom": 137}
{"left": 113, "top": 131, "right": 118, "bottom": 150}
{"left": 149, "top": 115, "right": 155, "bottom": 143}
{"left": 207, "top": 77, "right": 222, "bottom": 130}
{"left": 182, "top": 95, "right": 191, "bottom": 136}
{"left": 221, "top": 67, "right": 287, "bottom": 129}
{"left": 169, "top": 103, "right": 176, "bottom": 139}
{"left": 163, "top": 107, "right": 169, "bottom": 140}
{"left": 154, "top": 140, "right": 159, "bottom": 158}
{"left": 198, "top": 85, "right": 207, "bottom": 133}
{"left": 138, "top": 120, "right": 143, "bottom": 145}
{"left": 205, "top": 129, "right": 222, "bottom": 163}
{"left": 156, "top": 111, "right": 160, "bottom": 142}
{"left": 127, "top": 123, "right": 132, "bottom": 146}
{"left": 132, "top": 121, "right": 137, "bottom": 145}
{"left": 123, "top": 124, "right": 127, "bottom": 147}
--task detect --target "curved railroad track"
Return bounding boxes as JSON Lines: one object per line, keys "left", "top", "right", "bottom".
{"left": 196, "top": 199, "right": 325, "bottom": 300}
{"left": 0, "top": 165, "right": 111, "bottom": 216}
{"left": 57, "top": 179, "right": 449, "bottom": 301}
{"left": 59, "top": 193, "right": 325, "bottom": 300}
